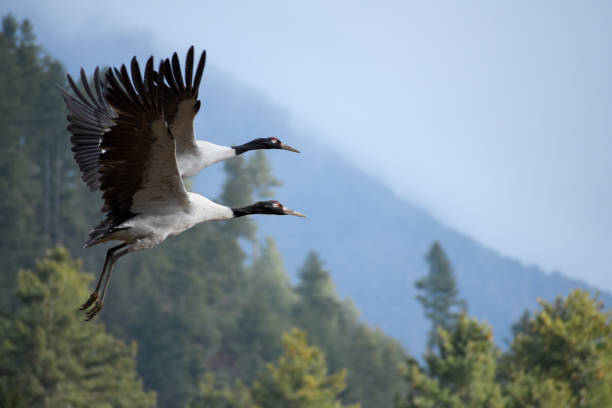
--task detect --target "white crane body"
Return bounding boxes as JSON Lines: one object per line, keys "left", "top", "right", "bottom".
{"left": 106, "top": 193, "right": 233, "bottom": 251}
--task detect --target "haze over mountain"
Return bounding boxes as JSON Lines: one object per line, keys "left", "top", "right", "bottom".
{"left": 193, "top": 70, "right": 612, "bottom": 353}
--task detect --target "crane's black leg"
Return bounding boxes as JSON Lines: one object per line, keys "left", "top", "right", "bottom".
{"left": 80, "top": 243, "right": 126, "bottom": 311}
{"left": 85, "top": 247, "right": 130, "bottom": 321}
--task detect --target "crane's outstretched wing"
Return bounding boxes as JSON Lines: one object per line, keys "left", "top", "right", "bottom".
{"left": 61, "top": 67, "right": 117, "bottom": 191}
{"left": 101, "top": 57, "right": 189, "bottom": 220}
{"left": 157, "top": 46, "right": 206, "bottom": 152}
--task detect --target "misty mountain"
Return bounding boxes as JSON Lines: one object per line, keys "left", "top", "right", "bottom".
{"left": 194, "top": 67, "right": 612, "bottom": 354}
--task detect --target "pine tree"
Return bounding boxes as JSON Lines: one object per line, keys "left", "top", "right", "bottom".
{"left": 294, "top": 252, "right": 406, "bottom": 407}
{"left": 186, "top": 373, "right": 253, "bottom": 408}
{"left": 415, "top": 241, "right": 465, "bottom": 351}
{"left": 295, "top": 251, "right": 343, "bottom": 328}
{"left": 188, "top": 330, "right": 359, "bottom": 408}
{"left": 222, "top": 237, "right": 296, "bottom": 381}
{"left": 0, "top": 247, "right": 155, "bottom": 408}
{"left": 400, "top": 244, "right": 502, "bottom": 408}
{"left": 397, "top": 315, "right": 504, "bottom": 408}
{"left": 292, "top": 251, "right": 344, "bottom": 388}
{"left": 250, "top": 329, "right": 359, "bottom": 408}
{"left": 250, "top": 237, "right": 296, "bottom": 311}
{"left": 502, "top": 290, "right": 612, "bottom": 407}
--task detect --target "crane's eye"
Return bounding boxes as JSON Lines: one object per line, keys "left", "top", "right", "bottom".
{"left": 270, "top": 137, "right": 279, "bottom": 143}
{"left": 272, "top": 201, "right": 281, "bottom": 207}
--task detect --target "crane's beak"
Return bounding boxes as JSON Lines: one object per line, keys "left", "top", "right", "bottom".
{"left": 280, "top": 142, "right": 300, "bottom": 153}
{"left": 282, "top": 206, "right": 306, "bottom": 217}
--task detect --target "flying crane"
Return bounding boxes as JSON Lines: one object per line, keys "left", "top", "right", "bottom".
{"left": 64, "top": 57, "right": 305, "bottom": 320}
{"left": 61, "top": 46, "right": 299, "bottom": 192}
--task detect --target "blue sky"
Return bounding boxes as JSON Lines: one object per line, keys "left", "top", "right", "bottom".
{"left": 4, "top": 1, "right": 612, "bottom": 291}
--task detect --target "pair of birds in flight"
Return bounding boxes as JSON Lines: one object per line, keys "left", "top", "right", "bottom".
{"left": 62, "top": 46, "right": 304, "bottom": 320}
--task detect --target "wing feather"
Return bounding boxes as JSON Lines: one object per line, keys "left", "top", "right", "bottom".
{"left": 130, "top": 57, "right": 145, "bottom": 96}
{"left": 61, "top": 67, "right": 117, "bottom": 191}
{"left": 119, "top": 65, "right": 143, "bottom": 109}
{"left": 80, "top": 69, "right": 98, "bottom": 104}
{"left": 192, "top": 50, "right": 206, "bottom": 92}
{"left": 102, "top": 58, "right": 188, "bottom": 217}
{"left": 185, "top": 46, "right": 194, "bottom": 90}
{"left": 171, "top": 52, "right": 185, "bottom": 91}
{"left": 154, "top": 46, "right": 207, "bottom": 152}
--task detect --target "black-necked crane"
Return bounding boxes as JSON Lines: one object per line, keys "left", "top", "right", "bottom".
{"left": 61, "top": 46, "right": 299, "bottom": 192}
{"left": 66, "top": 57, "right": 305, "bottom": 320}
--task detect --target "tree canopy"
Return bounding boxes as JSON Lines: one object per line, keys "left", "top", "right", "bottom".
{"left": 0, "top": 247, "right": 155, "bottom": 408}
{"left": 502, "top": 290, "right": 612, "bottom": 407}
{"left": 415, "top": 242, "right": 466, "bottom": 352}
{"left": 397, "top": 314, "right": 504, "bottom": 408}
{"left": 188, "top": 329, "right": 359, "bottom": 408}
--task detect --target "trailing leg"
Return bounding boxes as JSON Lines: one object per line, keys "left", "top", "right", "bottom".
{"left": 80, "top": 243, "right": 126, "bottom": 311}
{"left": 85, "top": 247, "right": 130, "bottom": 321}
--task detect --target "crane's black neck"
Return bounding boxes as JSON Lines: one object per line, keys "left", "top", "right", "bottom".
{"left": 231, "top": 203, "right": 262, "bottom": 218}
{"left": 231, "top": 206, "right": 252, "bottom": 218}
{"left": 232, "top": 138, "right": 272, "bottom": 155}
{"left": 231, "top": 201, "right": 281, "bottom": 218}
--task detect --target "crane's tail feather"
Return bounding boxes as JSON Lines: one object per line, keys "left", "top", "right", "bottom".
{"left": 84, "top": 213, "right": 134, "bottom": 248}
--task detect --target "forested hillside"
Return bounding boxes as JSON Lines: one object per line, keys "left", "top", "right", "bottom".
{"left": 1, "top": 15, "right": 611, "bottom": 408}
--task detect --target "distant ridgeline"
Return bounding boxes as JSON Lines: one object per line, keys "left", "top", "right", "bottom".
{"left": 194, "top": 61, "right": 612, "bottom": 355}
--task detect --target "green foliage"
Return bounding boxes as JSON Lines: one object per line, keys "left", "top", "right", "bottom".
{"left": 101, "top": 223, "right": 246, "bottom": 407}
{"left": 251, "top": 237, "right": 297, "bottom": 312}
{"left": 187, "top": 249, "right": 406, "bottom": 408}
{"left": 0, "top": 14, "right": 100, "bottom": 312}
{"left": 0, "top": 247, "right": 155, "bottom": 408}
{"left": 399, "top": 246, "right": 503, "bottom": 408}
{"left": 222, "top": 237, "right": 296, "bottom": 381}
{"left": 502, "top": 290, "right": 612, "bottom": 407}
{"left": 296, "top": 252, "right": 340, "bottom": 309}
{"left": 187, "top": 374, "right": 253, "bottom": 408}
{"left": 189, "top": 329, "right": 358, "bottom": 408}
{"left": 397, "top": 315, "right": 504, "bottom": 408}
{"left": 294, "top": 252, "right": 344, "bottom": 335}
{"left": 251, "top": 329, "right": 358, "bottom": 408}
{"left": 0, "top": 14, "right": 46, "bottom": 309}
{"left": 415, "top": 242, "right": 465, "bottom": 352}
{"left": 400, "top": 277, "right": 612, "bottom": 408}
{"left": 294, "top": 252, "right": 407, "bottom": 407}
